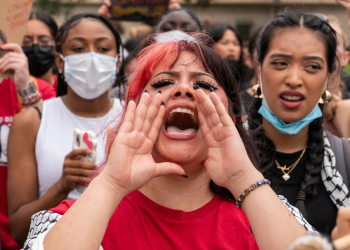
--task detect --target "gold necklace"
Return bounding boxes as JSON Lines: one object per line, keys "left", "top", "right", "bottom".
{"left": 275, "top": 148, "right": 306, "bottom": 181}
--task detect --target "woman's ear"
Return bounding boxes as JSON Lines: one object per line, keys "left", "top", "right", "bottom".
{"left": 231, "top": 116, "right": 236, "bottom": 124}
{"left": 55, "top": 52, "right": 64, "bottom": 73}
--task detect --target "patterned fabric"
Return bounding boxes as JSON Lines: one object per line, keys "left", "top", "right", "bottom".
{"left": 321, "top": 133, "right": 350, "bottom": 208}
{"left": 22, "top": 211, "right": 104, "bottom": 250}
{"left": 22, "top": 211, "right": 62, "bottom": 250}
{"left": 278, "top": 195, "right": 318, "bottom": 234}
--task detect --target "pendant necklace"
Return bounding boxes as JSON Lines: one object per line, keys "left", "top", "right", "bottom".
{"left": 275, "top": 148, "right": 306, "bottom": 181}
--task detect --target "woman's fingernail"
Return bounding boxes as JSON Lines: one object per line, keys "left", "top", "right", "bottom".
{"left": 210, "top": 87, "right": 215, "bottom": 92}
{"left": 177, "top": 174, "right": 188, "bottom": 178}
{"left": 144, "top": 89, "right": 149, "bottom": 93}
{"left": 156, "top": 89, "right": 162, "bottom": 94}
{"left": 193, "top": 85, "right": 199, "bottom": 90}
{"left": 161, "top": 101, "right": 165, "bottom": 106}
{"left": 129, "top": 97, "right": 134, "bottom": 102}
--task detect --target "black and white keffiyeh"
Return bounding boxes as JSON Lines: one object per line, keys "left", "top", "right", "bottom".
{"left": 322, "top": 133, "right": 350, "bottom": 209}
{"left": 278, "top": 195, "right": 318, "bottom": 234}
{"left": 22, "top": 210, "right": 104, "bottom": 250}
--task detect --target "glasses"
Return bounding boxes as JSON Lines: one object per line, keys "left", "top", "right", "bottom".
{"left": 22, "top": 35, "right": 54, "bottom": 47}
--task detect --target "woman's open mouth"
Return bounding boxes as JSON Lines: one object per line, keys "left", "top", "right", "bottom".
{"left": 280, "top": 91, "right": 305, "bottom": 109}
{"left": 163, "top": 107, "right": 199, "bottom": 139}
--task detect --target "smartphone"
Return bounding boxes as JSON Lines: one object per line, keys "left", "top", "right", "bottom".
{"left": 73, "top": 128, "right": 97, "bottom": 193}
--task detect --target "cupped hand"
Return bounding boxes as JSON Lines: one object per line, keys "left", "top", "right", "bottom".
{"left": 0, "top": 43, "right": 30, "bottom": 89}
{"left": 56, "top": 148, "right": 97, "bottom": 193}
{"left": 101, "top": 92, "right": 185, "bottom": 196}
{"left": 193, "top": 88, "right": 258, "bottom": 191}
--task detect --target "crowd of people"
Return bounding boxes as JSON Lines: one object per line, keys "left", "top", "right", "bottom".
{"left": 2, "top": 0, "right": 350, "bottom": 249}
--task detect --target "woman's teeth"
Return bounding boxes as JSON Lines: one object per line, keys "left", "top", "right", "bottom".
{"left": 282, "top": 95, "right": 302, "bottom": 101}
{"left": 169, "top": 108, "right": 195, "bottom": 117}
{"left": 165, "top": 107, "right": 199, "bottom": 135}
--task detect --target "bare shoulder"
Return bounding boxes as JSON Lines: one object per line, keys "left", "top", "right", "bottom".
{"left": 11, "top": 102, "right": 43, "bottom": 138}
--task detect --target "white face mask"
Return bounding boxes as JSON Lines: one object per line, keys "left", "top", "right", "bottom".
{"left": 61, "top": 52, "right": 118, "bottom": 100}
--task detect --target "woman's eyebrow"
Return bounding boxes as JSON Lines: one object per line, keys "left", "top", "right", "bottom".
{"left": 95, "top": 37, "right": 113, "bottom": 42}
{"left": 303, "top": 56, "right": 324, "bottom": 63}
{"left": 270, "top": 53, "right": 324, "bottom": 63}
{"left": 154, "top": 71, "right": 215, "bottom": 80}
{"left": 270, "top": 53, "right": 291, "bottom": 59}
{"left": 154, "top": 71, "right": 177, "bottom": 77}
{"left": 67, "top": 37, "right": 86, "bottom": 43}
{"left": 190, "top": 72, "right": 215, "bottom": 80}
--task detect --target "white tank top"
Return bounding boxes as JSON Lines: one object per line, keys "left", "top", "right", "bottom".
{"left": 35, "top": 97, "right": 124, "bottom": 199}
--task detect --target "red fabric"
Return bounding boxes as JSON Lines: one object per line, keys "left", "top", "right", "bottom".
{"left": 52, "top": 75, "right": 58, "bottom": 92}
{"left": 50, "top": 191, "right": 259, "bottom": 250}
{"left": 0, "top": 78, "right": 21, "bottom": 250}
{"left": 36, "top": 78, "right": 56, "bottom": 100}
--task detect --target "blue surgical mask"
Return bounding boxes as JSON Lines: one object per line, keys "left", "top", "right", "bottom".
{"left": 258, "top": 98, "right": 322, "bottom": 135}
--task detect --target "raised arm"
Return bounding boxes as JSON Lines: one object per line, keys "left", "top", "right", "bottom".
{"left": 0, "top": 43, "right": 42, "bottom": 108}
{"left": 43, "top": 91, "right": 185, "bottom": 250}
{"left": 193, "top": 88, "right": 308, "bottom": 250}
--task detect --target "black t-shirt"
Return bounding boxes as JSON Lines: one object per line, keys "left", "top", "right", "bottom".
{"left": 271, "top": 149, "right": 338, "bottom": 235}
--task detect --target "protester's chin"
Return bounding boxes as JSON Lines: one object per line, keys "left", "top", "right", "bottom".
{"left": 152, "top": 141, "right": 207, "bottom": 167}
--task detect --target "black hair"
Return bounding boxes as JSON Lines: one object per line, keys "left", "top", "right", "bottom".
{"left": 29, "top": 11, "right": 58, "bottom": 39}
{"left": 257, "top": 11, "right": 337, "bottom": 74}
{"left": 209, "top": 23, "right": 251, "bottom": 87}
{"left": 248, "top": 26, "right": 263, "bottom": 59}
{"left": 156, "top": 8, "right": 204, "bottom": 32}
{"left": 248, "top": 10, "right": 337, "bottom": 220}
{"left": 55, "top": 13, "right": 123, "bottom": 97}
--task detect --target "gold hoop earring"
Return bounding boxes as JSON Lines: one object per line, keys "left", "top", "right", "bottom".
{"left": 318, "top": 90, "right": 332, "bottom": 104}
{"left": 252, "top": 84, "right": 263, "bottom": 99}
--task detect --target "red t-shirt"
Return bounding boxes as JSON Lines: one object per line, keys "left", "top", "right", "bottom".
{"left": 0, "top": 77, "right": 55, "bottom": 250}
{"left": 37, "top": 77, "right": 56, "bottom": 100}
{"left": 52, "top": 75, "right": 58, "bottom": 93}
{"left": 50, "top": 190, "right": 259, "bottom": 250}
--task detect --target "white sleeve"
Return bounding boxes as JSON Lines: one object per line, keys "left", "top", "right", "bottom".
{"left": 22, "top": 211, "right": 104, "bottom": 250}
{"left": 278, "top": 195, "right": 320, "bottom": 235}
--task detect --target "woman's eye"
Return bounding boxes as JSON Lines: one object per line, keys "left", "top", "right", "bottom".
{"left": 272, "top": 61, "right": 288, "bottom": 67}
{"left": 306, "top": 65, "right": 321, "bottom": 71}
{"left": 151, "top": 80, "right": 175, "bottom": 88}
{"left": 160, "top": 25, "right": 172, "bottom": 32}
{"left": 72, "top": 47, "right": 85, "bottom": 52}
{"left": 194, "top": 82, "right": 218, "bottom": 91}
{"left": 98, "top": 47, "right": 110, "bottom": 52}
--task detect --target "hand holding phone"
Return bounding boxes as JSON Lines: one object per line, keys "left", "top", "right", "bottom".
{"left": 73, "top": 128, "right": 97, "bottom": 192}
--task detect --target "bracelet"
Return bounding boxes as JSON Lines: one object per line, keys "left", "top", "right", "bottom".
{"left": 21, "top": 90, "right": 39, "bottom": 101}
{"left": 235, "top": 179, "right": 270, "bottom": 208}
{"left": 17, "top": 79, "right": 37, "bottom": 98}
{"left": 21, "top": 92, "right": 42, "bottom": 106}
